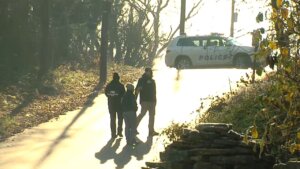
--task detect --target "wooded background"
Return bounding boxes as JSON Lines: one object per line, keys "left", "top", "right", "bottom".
{"left": 0, "top": 0, "right": 201, "bottom": 82}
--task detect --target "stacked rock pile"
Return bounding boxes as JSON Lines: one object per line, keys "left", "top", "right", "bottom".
{"left": 273, "top": 161, "right": 300, "bottom": 169}
{"left": 144, "top": 123, "right": 274, "bottom": 169}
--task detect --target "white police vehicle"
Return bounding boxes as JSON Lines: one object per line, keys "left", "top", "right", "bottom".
{"left": 165, "top": 34, "right": 256, "bottom": 69}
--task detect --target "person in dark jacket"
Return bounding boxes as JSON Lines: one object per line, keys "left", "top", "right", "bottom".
{"left": 122, "top": 83, "right": 139, "bottom": 146}
{"left": 135, "top": 67, "right": 158, "bottom": 136}
{"left": 105, "top": 73, "right": 125, "bottom": 138}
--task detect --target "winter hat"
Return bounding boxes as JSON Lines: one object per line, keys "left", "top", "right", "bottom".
{"left": 145, "top": 67, "right": 152, "bottom": 72}
{"left": 113, "top": 72, "right": 120, "bottom": 80}
{"left": 126, "top": 83, "right": 134, "bottom": 91}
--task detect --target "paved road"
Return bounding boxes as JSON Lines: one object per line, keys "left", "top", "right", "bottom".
{"left": 0, "top": 62, "right": 252, "bottom": 169}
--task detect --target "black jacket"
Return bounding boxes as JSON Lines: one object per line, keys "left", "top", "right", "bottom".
{"left": 121, "top": 91, "right": 138, "bottom": 112}
{"left": 105, "top": 80, "right": 125, "bottom": 110}
{"left": 136, "top": 74, "right": 156, "bottom": 103}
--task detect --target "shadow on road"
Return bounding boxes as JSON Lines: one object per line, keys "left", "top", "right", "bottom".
{"left": 114, "top": 136, "right": 153, "bottom": 169}
{"left": 95, "top": 136, "right": 153, "bottom": 169}
{"left": 9, "top": 93, "right": 35, "bottom": 116}
{"left": 95, "top": 138, "right": 121, "bottom": 164}
{"left": 32, "top": 82, "right": 104, "bottom": 169}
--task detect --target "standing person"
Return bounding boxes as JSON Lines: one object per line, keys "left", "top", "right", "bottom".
{"left": 121, "top": 83, "right": 139, "bottom": 146}
{"left": 135, "top": 67, "right": 159, "bottom": 136}
{"left": 105, "top": 73, "right": 125, "bottom": 138}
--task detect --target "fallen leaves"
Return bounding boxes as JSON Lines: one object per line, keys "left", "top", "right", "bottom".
{"left": 0, "top": 64, "right": 143, "bottom": 140}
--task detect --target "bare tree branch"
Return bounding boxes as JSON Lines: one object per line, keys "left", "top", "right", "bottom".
{"left": 156, "top": 0, "right": 204, "bottom": 57}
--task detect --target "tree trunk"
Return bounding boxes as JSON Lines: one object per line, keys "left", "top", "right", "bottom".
{"left": 38, "top": 0, "right": 50, "bottom": 81}
{"left": 111, "top": 0, "right": 123, "bottom": 63}
{"left": 0, "top": 0, "right": 9, "bottom": 64}
{"left": 180, "top": 0, "right": 186, "bottom": 35}
{"left": 149, "top": 6, "right": 160, "bottom": 61}
{"left": 100, "top": 1, "right": 111, "bottom": 84}
{"left": 230, "top": 0, "right": 235, "bottom": 37}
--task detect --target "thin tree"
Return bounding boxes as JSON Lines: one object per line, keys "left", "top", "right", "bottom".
{"left": 100, "top": 1, "right": 112, "bottom": 85}
{"left": 124, "top": 0, "right": 203, "bottom": 64}
{"left": 38, "top": 0, "right": 50, "bottom": 81}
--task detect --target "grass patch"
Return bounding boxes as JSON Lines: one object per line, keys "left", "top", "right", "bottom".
{"left": 0, "top": 116, "right": 19, "bottom": 140}
{"left": 161, "top": 70, "right": 299, "bottom": 161}
{"left": 198, "top": 80, "right": 268, "bottom": 133}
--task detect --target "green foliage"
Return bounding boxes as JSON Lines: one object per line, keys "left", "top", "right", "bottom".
{"left": 161, "top": 121, "right": 189, "bottom": 144}
{"left": 251, "top": 0, "right": 300, "bottom": 161}
{"left": 198, "top": 77, "right": 272, "bottom": 133}
{"left": 0, "top": 116, "right": 17, "bottom": 139}
{"left": 0, "top": 0, "right": 176, "bottom": 79}
{"left": 199, "top": 0, "right": 300, "bottom": 162}
{"left": 199, "top": 68, "right": 299, "bottom": 161}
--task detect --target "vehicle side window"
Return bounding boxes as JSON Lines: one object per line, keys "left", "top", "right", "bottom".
{"left": 208, "top": 38, "right": 223, "bottom": 46}
{"left": 220, "top": 39, "right": 226, "bottom": 46}
{"left": 177, "top": 38, "right": 196, "bottom": 47}
{"left": 193, "top": 40, "right": 200, "bottom": 46}
{"left": 202, "top": 39, "right": 208, "bottom": 47}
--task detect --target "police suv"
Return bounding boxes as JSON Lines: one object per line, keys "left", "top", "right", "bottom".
{"left": 165, "top": 34, "right": 257, "bottom": 69}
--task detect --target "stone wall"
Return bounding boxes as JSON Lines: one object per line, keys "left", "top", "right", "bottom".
{"left": 144, "top": 123, "right": 275, "bottom": 169}
{"left": 273, "top": 161, "right": 300, "bottom": 169}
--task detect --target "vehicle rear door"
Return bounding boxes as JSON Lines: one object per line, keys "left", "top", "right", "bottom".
{"left": 206, "top": 37, "right": 231, "bottom": 66}
{"left": 178, "top": 37, "right": 206, "bottom": 67}
{"left": 194, "top": 37, "right": 210, "bottom": 66}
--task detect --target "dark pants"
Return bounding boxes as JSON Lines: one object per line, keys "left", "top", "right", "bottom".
{"left": 136, "top": 101, "right": 156, "bottom": 133}
{"left": 123, "top": 111, "right": 137, "bottom": 144}
{"left": 108, "top": 105, "right": 123, "bottom": 137}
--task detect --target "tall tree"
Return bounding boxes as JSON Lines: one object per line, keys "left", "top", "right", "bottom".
{"left": 100, "top": 1, "right": 112, "bottom": 84}
{"left": 123, "top": 0, "right": 203, "bottom": 65}
{"left": 38, "top": 0, "right": 50, "bottom": 81}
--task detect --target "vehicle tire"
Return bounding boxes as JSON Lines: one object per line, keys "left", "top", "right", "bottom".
{"left": 234, "top": 55, "right": 251, "bottom": 69}
{"left": 175, "top": 57, "right": 192, "bottom": 69}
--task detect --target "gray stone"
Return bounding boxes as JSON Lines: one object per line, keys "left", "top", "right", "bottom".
{"left": 159, "top": 148, "right": 190, "bottom": 162}
{"left": 209, "top": 155, "right": 257, "bottom": 165}
{"left": 213, "top": 137, "right": 243, "bottom": 146}
{"left": 190, "top": 155, "right": 209, "bottom": 162}
{"left": 144, "top": 125, "right": 275, "bottom": 169}
{"left": 169, "top": 140, "right": 211, "bottom": 150}
{"left": 188, "top": 147, "right": 253, "bottom": 156}
{"left": 273, "top": 163, "right": 287, "bottom": 169}
{"left": 196, "top": 123, "right": 233, "bottom": 134}
{"left": 147, "top": 161, "right": 195, "bottom": 169}
{"left": 198, "top": 131, "right": 221, "bottom": 139}
{"left": 234, "top": 165, "right": 255, "bottom": 169}
{"left": 181, "top": 128, "right": 199, "bottom": 139}
{"left": 145, "top": 162, "right": 166, "bottom": 168}
{"left": 193, "top": 162, "right": 225, "bottom": 169}
{"left": 227, "top": 130, "right": 244, "bottom": 140}
{"left": 165, "top": 161, "right": 194, "bottom": 169}
{"left": 287, "top": 161, "right": 300, "bottom": 169}
{"left": 186, "top": 131, "right": 220, "bottom": 142}
{"left": 235, "top": 162, "right": 272, "bottom": 169}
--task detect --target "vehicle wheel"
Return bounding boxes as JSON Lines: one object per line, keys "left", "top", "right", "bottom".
{"left": 234, "top": 55, "right": 251, "bottom": 69}
{"left": 176, "top": 57, "right": 192, "bottom": 69}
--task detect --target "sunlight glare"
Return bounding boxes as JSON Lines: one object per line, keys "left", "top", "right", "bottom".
{"left": 160, "top": 0, "right": 268, "bottom": 45}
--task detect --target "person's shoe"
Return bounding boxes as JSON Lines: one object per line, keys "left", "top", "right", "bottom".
{"left": 118, "top": 133, "right": 123, "bottom": 137}
{"left": 126, "top": 141, "right": 135, "bottom": 147}
{"left": 133, "top": 139, "right": 140, "bottom": 145}
{"left": 149, "top": 131, "right": 159, "bottom": 136}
